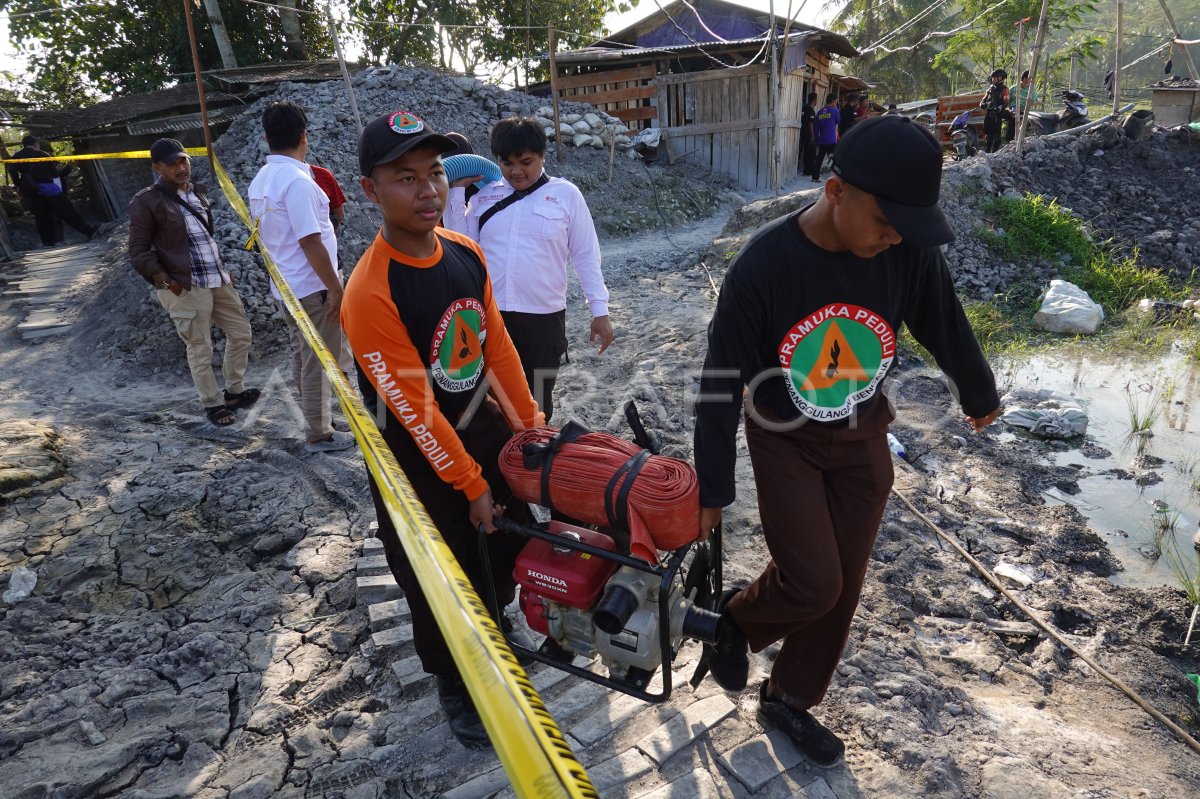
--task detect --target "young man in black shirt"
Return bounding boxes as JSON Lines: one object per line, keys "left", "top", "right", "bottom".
{"left": 6, "top": 134, "right": 97, "bottom": 246}
{"left": 799, "top": 92, "right": 817, "bottom": 178}
{"left": 694, "top": 115, "right": 1000, "bottom": 767}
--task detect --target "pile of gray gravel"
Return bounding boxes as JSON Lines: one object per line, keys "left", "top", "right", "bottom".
{"left": 703, "top": 125, "right": 1200, "bottom": 306}
{"left": 71, "top": 64, "right": 729, "bottom": 373}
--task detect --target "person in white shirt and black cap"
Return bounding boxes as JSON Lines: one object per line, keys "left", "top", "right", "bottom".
{"left": 442, "top": 117, "right": 613, "bottom": 422}
{"left": 693, "top": 115, "right": 1001, "bottom": 767}
{"left": 127, "top": 138, "right": 259, "bottom": 427}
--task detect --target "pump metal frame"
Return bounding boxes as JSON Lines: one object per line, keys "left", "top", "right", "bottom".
{"left": 478, "top": 517, "right": 723, "bottom": 704}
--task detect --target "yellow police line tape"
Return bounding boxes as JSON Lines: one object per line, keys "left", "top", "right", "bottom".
{"left": 209, "top": 153, "right": 598, "bottom": 799}
{"left": 0, "top": 147, "right": 210, "bottom": 164}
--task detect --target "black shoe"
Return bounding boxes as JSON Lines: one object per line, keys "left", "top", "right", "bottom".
{"left": 436, "top": 675, "right": 492, "bottom": 750}
{"left": 756, "top": 681, "right": 844, "bottom": 767}
{"left": 703, "top": 588, "right": 749, "bottom": 691}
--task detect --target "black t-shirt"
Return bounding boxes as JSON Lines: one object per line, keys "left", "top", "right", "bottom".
{"left": 693, "top": 207, "right": 999, "bottom": 507}
{"left": 801, "top": 105, "right": 816, "bottom": 144}
{"left": 839, "top": 104, "right": 857, "bottom": 134}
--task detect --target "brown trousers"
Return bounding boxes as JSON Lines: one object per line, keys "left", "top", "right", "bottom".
{"left": 278, "top": 291, "right": 342, "bottom": 441}
{"left": 728, "top": 409, "right": 894, "bottom": 710}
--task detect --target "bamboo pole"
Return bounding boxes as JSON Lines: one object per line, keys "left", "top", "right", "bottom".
{"left": 182, "top": 0, "right": 214, "bottom": 163}
{"left": 548, "top": 25, "right": 563, "bottom": 163}
{"left": 1113, "top": 0, "right": 1124, "bottom": 119}
{"left": 1158, "top": 0, "right": 1198, "bottom": 80}
{"left": 1013, "top": 18, "right": 1028, "bottom": 121}
{"left": 1015, "top": 0, "right": 1052, "bottom": 152}
{"left": 769, "top": 0, "right": 782, "bottom": 195}
{"left": 327, "top": 6, "right": 363, "bottom": 135}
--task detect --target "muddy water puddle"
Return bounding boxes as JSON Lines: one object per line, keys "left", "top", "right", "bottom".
{"left": 995, "top": 348, "right": 1200, "bottom": 589}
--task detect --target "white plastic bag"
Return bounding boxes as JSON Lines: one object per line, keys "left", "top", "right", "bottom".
{"left": 3, "top": 567, "right": 37, "bottom": 603}
{"left": 1033, "top": 280, "right": 1104, "bottom": 334}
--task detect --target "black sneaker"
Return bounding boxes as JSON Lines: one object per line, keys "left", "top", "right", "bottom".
{"left": 756, "top": 681, "right": 845, "bottom": 767}
{"left": 435, "top": 675, "right": 492, "bottom": 750}
{"left": 703, "top": 588, "right": 749, "bottom": 691}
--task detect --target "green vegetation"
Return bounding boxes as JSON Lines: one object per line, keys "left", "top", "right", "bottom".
{"left": 979, "top": 192, "right": 1185, "bottom": 317}
{"left": 1123, "top": 378, "right": 1172, "bottom": 444}
{"left": 1149, "top": 503, "right": 1181, "bottom": 560}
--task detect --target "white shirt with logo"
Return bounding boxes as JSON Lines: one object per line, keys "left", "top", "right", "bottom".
{"left": 443, "top": 176, "right": 608, "bottom": 317}
{"left": 248, "top": 154, "right": 339, "bottom": 300}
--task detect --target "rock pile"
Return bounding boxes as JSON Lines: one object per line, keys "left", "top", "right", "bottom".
{"left": 940, "top": 126, "right": 1200, "bottom": 300}
{"left": 703, "top": 125, "right": 1200, "bottom": 306}
{"left": 70, "top": 64, "right": 727, "bottom": 372}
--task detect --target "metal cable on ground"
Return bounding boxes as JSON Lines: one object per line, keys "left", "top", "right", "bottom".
{"left": 890, "top": 483, "right": 1200, "bottom": 757}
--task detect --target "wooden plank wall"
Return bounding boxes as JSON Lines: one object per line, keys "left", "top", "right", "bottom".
{"left": 654, "top": 65, "right": 806, "bottom": 190}
{"left": 555, "top": 64, "right": 657, "bottom": 125}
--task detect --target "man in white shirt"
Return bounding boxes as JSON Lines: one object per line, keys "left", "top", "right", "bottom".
{"left": 248, "top": 101, "right": 353, "bottom": 453}
{"left": 443, "top": 117, "right": 613, "bottom": 422}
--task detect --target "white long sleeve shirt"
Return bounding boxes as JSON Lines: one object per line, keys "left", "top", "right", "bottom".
{"left": 443, "top": 175, "right": 609, "bottom": 317}
{"left": 248, "top": 154, "right": 339, "bottom": 301}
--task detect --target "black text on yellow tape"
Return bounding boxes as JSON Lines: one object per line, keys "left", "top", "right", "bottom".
{"left": 210, "top": 153, "right": 597, "bottom": 799}
{"left": 0, "top": 147, "right": 209, "bottom": 164}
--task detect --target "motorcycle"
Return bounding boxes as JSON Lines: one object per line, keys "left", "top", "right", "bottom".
{"left": 949, "top": 110, "right": 980, "bottom": 160}
{"left": 1024, "top": 89, "right": 1089, "bottom": 135}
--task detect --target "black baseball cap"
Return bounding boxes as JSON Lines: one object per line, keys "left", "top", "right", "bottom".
{"left": 150, "top": 138, "right": 187, "bottom": 163}
{"left": 358, "top": 111, "right": 456, "bottom": 176}
{"left": 831, "top": 115, "right": 954, "bottom": 247}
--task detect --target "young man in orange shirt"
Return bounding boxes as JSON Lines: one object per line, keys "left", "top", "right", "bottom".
{"left": 341, "top": 110, "right": 545, "bottom": 750}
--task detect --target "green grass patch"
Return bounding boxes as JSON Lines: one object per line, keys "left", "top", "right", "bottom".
{"left": 979, "top": 193, "right": 1094, "bottom": 266}
{"left": 978, "top": 192, "right": 1187, "bottom": 318}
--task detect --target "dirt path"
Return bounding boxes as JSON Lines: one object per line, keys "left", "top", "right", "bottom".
{"left": 2, "top": 208, "right": 1199, "bottom": 798}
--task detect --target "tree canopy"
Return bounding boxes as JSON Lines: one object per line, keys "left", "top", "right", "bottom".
{"left": 346, "top": 0, "right": 630, "bottom": 82}
{"left": 0, "top": 0, "right": 330, "bottom": 107}
{"left": 1, "top": 0, "right": 632, "bottom": 108}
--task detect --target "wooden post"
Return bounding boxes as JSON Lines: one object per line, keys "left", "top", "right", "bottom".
{"left": 327, "top": 7, "right": 363, "bottom": 135}
{"left": 182, "top": 0, "right": 214, "bottom": 163}
{"left": 1158, "top": 0, "right": 1199, "bottom": 80}
{"left": 1114, "top": 0, "right": 1124, "bottom": 119}
{"left": 769, "top": 0, "right": 781, "bottom": 195}
{"left": 1016, "top": 0, "right": 1052, "bottom": 152}
{"left": 607, "top": 125, "right": 618, "bottom": 183}
{"left": 548, "top": 25, "right": 564, "bottom": 163}
{"left": 1013, "top": 18, "right": 1029, "bottom": 120}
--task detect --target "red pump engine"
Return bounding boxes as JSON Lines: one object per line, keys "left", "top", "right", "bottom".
{"left": 513, "top": 521, "right": 720, "bottom": 683}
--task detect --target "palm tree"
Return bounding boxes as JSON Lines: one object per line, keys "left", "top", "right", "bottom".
{"left": 823, "top": 0, "right": 962, "bottom": 101}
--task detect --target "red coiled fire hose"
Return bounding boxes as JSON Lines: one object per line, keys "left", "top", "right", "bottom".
{"left": 499, "top": 424, "right": 700, "bottom": 563}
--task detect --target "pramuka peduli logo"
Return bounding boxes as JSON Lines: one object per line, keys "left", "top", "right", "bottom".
{"left": 777, "top": 303, "right": 895, "bottom": 421}
{"left": 430, "top": 298, "right": 487, "bottom": 392}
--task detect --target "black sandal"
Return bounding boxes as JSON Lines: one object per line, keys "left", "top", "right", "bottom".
{"left": 206, "top": 405, "right": 237, "bottom": 427}
{"left": 223, "top": 388, "right": 261, "bottom": 409}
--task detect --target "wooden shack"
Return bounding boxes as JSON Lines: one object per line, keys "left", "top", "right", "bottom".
{"left": 1150, "top": 83, "right": 1200, "bottom": 126}
{"left": 549, "top": 0, "right": 858, "bottom": 190}
{"left": 18, "top": 60, "right": 349, "bottom": 222}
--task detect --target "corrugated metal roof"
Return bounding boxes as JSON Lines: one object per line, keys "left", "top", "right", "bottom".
{"left": 125, "top": 105, "right": 244, "bottom": 136}
{"left": 555, "top": 29, "right": 858, "bottom": 66}
{"left": 24, "top": 85, "right": 241, "bottom": 138}
{"left": 207, "top": 59, "right": 348, "bottom": 87}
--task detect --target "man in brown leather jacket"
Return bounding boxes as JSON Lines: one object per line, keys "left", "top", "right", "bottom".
{"left": 128, "top": 138, "right": 258, "bottom": 427}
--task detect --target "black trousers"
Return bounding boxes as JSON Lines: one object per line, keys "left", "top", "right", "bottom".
{"left": 368, "top": 396, "right": 531, "bottom": 678}
{"left": 28, "top": 192, "right": 93, "bottom": 245}
{"left": 800, "top": 140, "right": 816, "bottom": 177}
{"left": 499, "top": 309, "right": 567, "bottom": 423}
{"left": 811, "top": 144, "right": 836, "bottom": 181}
